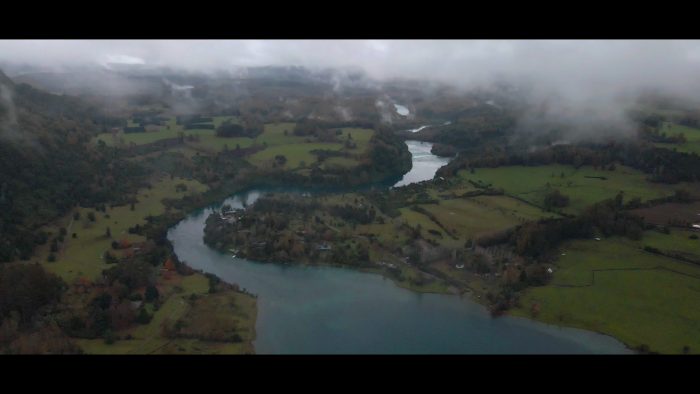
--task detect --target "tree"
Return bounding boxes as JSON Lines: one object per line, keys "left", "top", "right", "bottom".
{"left": 135, "top": 308, "right": 152, "bottom": 324}
{"left": 144, "top": 285, "right": 159, "bottom": 302}
{"left": 163, "top": 258, "right": 176, "bottom": 271}
{"left": 87, "top": 212, "right": 96, "bottom": 222}
{"left": 543, "top": 189, "right": 570, "bottom": 210}
{"left": 0, "top": 264, "right": 65, "bottom": 325}
{"left": 274, "top": 155, "right": 287, "bottom": 166}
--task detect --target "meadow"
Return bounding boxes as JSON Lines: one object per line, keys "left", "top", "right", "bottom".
{"left": 38, "top": 177, "right": 208, "bottom": 283}
{"left": 34, "top": 174, "right": 258, "bottom": 355}
{"left": 629, "top": 228, "right": 700, "bottom": 259}
{"left": 95, "top": 119, "right": 376, "bottom": 172}
{"left": 94, "top": 116, "right": 239, "bottom": 150}
{"left": 655, "top": 122, "right": 700, "bottom": 155}
{"left": 248, "top": 142, "right": 344, "bottom": 169}
{"left": 395, "top": 195, "right": 557, "bottom": 248}
{"left": 246, "top": 125, "right": 374, "bottom": 170}
{"left": 460, "top": 164, "right": 677, "bottom": 214}
{"left": 512, "top": 235, "right": 700, "bottom": 354}
{"left": 75, "top": 273, "right": 256, "bottom": 354}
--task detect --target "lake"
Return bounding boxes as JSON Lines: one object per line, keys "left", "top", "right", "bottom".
{"left": 167, "top": 141, "right": 632, "bottom": 354}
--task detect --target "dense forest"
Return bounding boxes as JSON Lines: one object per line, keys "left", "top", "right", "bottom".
{"left": 0, "top": 71, "right": 147, "bottom": 262}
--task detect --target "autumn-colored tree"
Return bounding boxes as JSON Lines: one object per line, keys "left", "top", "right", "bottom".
{"left": 108, "top": 301, "right": 136, "bottom": 331}
{"left": 164, "top": 258, "right": 176, "bottom": 271}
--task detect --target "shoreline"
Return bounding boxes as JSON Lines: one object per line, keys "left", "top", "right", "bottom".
{"left": 164, "top": 143, "right": 636, "bottom": 354}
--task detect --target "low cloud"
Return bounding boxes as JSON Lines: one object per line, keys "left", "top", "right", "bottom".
{"left": 2, "top": 40, "right": 700, "bottom": 138}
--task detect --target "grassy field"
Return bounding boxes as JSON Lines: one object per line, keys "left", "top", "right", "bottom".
{"left": 245, "top": 125, "right": 373, "bottom": 170}
{"left": 407, "top": 196, "right": 556, "bottom": 247}
{"left": 38, "top": 177, "right": 208, "bottom": 283}
{"left": 18, "top": 167, "right": 260, "bottom": 354}
{"left": 655, "top": 122, "right": 700, "bottom": 155}
{"left": 94, "top": 116, "right": 240, "bottom": 151}
{"left": 460, "top": 164, "right": 677, "bottom": 214}
{"left": 248, "top": 142, "right": 345, "bottom": 169}
{"left": 95, "top": 120, "right": 375, "bottom": 171}
{"left": 512, "top": 236, "right": 700, "bottom": 354}
{"left": 75, "top": 273, "right": 256, "bottom": 354}
{"left": 629, "top": 228, "right": 700, "bottom": 258}
{"left": 195, "top": 134, "right": 254, "bottom": 153}
{"left": 322, "top": 156, "right": 364, "bottom": 170}
{"left": 339, "top": 127, "right": 373, "bottom": 153}
{"left": 255, "top": 122, "right": 305, "bottom": 146}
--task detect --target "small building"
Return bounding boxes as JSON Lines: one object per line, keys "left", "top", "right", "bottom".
{"left": 455, "top": 263, "right": 465, "bottom": 269}
{"left": 317, "top": 243, "right": 332, "bottom": 251}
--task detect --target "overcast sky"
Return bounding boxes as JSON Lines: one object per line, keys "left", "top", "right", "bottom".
{"left": 3, "top": 40, "right": 700, "bottom": 140}
{"left": 2, "top": 40, "right": 700, "bottom": 105}
{"left": 0, "top": 40, "right": 698, "bottom": 80}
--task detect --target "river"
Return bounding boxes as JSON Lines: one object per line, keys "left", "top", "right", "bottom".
{"left": 167, "top": 141, "right": 631, "bottom": 354}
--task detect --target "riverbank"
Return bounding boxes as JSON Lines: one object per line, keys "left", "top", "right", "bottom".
{"left": 170, "top": 204, "right": 631, "bottom": 353}
{"left": 164, "top": 140, "right": 646, "bottom": 354}
{"left": 21, "top": 175, "right": 260, "bottom": 354}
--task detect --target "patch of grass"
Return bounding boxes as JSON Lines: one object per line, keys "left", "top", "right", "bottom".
{"left": 194, "top": 135, "right": 255, "bottom": 153}
{"left": 170, "top": 290, "right": 257, "bottom": 345}
{"left": 246, "top": 124, "right": 374, "bottom": 170}
{"left": 255, "top": 122, "right": 304, "bottom": 146}
{"left": 321, "top": 156, "right": 362, "bottom": 170}
{"left": 39, "top": 177, "right": 207, "bottom": 283}
{"left": 248, "top": 143, "right": 344, "bottom": 169}
{"left": 661, "top": 122, "right": 700, "bottom": 142}
{"left": 212, "top": 116, "right": 239, "bottom": 128}
{"left": 654, "top": 122, "right": 700, "bottom": 155}
{"left": 95, "top": 116, "right": 244, "bottom": 152}
{"left": 96, "top": 126, "right": 213, "bottom": 147}
{"left": 513, "top": 237, "right": 700, "bottom": 354}
{"left": 628, "top": 228, "right": 700, "bottom": 260}
{"left": 417, "top": 196, "right": 554, "bottom": 243}
{"left": 461, "top": 164, "right": 676, "bottom": 214}
{"left": 75, "top": 270, "right": 257, "bottom": 355}
{"left": 337, "top": 127, "right": 373, "bottom": 153}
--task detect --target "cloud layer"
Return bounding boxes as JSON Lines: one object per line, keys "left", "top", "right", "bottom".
{"left": 0, "top": 40, "right": 698, "bottom": 91}
{"left": 2, "top": 40, "right": 700, "bottom": 140}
